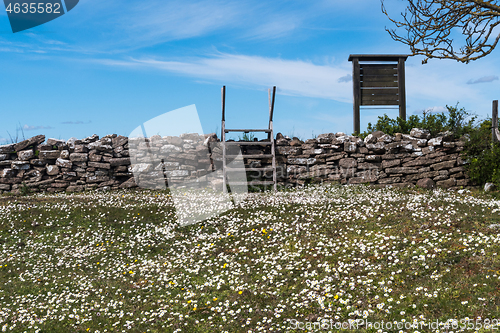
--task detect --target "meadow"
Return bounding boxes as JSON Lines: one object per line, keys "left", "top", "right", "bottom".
{"left": 0, "top": 184, "right": 499, "bottom": 332}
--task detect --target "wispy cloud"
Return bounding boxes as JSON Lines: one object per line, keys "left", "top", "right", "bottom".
{"left": 61, "top": 120, "right": 92, "bottom": 125}
{"left": 94, "top": 52, "right": 352, "bottom": 101}
{"left": 23, "top": 125, "right": 53, "bottom": 131}
{"left": 337, "top": 74, "right": 351, "bottom": 83}
{"left": 467, "top": 75, "right": 499, "bottom": 84}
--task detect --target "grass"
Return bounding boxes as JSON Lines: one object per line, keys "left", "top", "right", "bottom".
{"left": 0, "top": 184, "right": 499, "bottom": 332}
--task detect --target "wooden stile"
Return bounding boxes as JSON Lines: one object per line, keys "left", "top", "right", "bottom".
{"left": 221, "top": 86, "right": 277, "bottom": 193}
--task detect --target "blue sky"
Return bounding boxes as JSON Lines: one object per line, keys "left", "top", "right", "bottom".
{"left": 0, "top": 0, "right": 499, "bottom": 143}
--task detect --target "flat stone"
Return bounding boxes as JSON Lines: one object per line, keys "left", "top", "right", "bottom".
{"left": 70, "top": 153, "right": 89, "bottom": 162}
{"left": 11, "top": 161, "right": 30, "bottom": 170}
{"left": 17, "top": 150, "right": 34, "bottom": 161}
{"left": 86, "top": 176, "right": 110, "bottom": 183}
{"left": 119, "top": 178, "right": 137, "bottom": 188}
{"left": 88, "top": 162, "right": 111, "bottom": 169}
{"left": 109, "top": 158, "right": 131, "bottom": 166}
{"left": 366, "top": 142, "right": 385, "bottom": 154}
{"left": 365, "top": 155, "right": 381, "bottom": 162}
{"left": 428, "top": 137, "right": 443, "bottom": 146}
{"left": 0, "top": 169, "right": 15, "bottom": 178}
{"left": 287, "top": 158, "right": 317, "bottom": 165}
{"left": 344, "top": 142, "right": 357, "bottom": 153}
{"left": 339, "top": 158, "right": 357, "bottom": 168}
{"left": 112, "top": 135, "right": 128, "bottom": 148}
{"left": 416, "top": 177, "right": 435, "bottom": 189}
{"left": 436, "top": 178, "right": 456, "bottom": 188}
{"left": 46, "top": 165, "right": 60, "bottom": 176}
{"left": 431, "top": 160, "right": 455, "bottom": 171}
{"left": 14, "top": 135, "right": 45, "bottom": 151}
{"left": 47, "top": 138, "right": 66, "bottom": 147}
{"left": 410, "top": 128, "right": 431, "bottom": 139}
{"left": 67, "top": 185, "right": 84, "bottom": 192}
{"left": 0, "top": 144, "right": 15, "bottom": 154}
{"left": 348, "top": 174, "right": 378, "bottom": 184}
{"left": 56, "top": 158, "right": 72, "bottom": 169}
{"left": 39, "top": 150, "right": 60, "bottom": 160}
{"left": 385, "top": 167, "right": 418, "bottom": 174}
{"left": 382, "top": 159, "right": 401, "bottom": 168}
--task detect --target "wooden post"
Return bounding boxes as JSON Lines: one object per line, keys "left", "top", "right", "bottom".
{"left": 221, "top": 86, "right": 227, "bottom": 193}
{"left": 269, "top": 87, "right": 277, "bottom": 191}
{"left": 493, "top": 100, "right": 498, "bottom": 143}
{"left": 352, "top": 58, "right": 361, "bottom": 134}
{"left": 398, "top": 57, "right": 406, "bottom": 120}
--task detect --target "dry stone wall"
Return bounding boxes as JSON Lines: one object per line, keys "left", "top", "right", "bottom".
{"left": 0, "top": 128, "right": 474, "bottom": 194}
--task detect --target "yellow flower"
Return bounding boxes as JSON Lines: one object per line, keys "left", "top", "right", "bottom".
{"left": 238, "top": 291, "right": 243, "bottom": 294}
{"left": 187, "top": 300, "right": 191, "bottom": 303}
{"left": 223, "top": 263, "right": 227, "bottom": 268}
{"left": 129, "top": 271, "right": 133, "bottom": 274}
{"left": 334, "top": 295, "right": 339, "bottom": 299}
{"left": 213, "top": 297, "right": 217, "bottom": 301}
{"left": 193, "top": 307, "right": 197, "bottom": 311}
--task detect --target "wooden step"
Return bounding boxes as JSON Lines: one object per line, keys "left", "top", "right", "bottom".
{"left": 225, "top": 154, "right": 273, "bottom": 159}
{"left": 226, "top": 167, "right": 275, "bottom": 172}
{"left": 229, "top": 181, "right": 276, "bottom": 186}
{"left": 225, "top": 129, "right": 271, "bottom": 133}
{"left": 225, "top": 141, "right": 272, "bottom": 146}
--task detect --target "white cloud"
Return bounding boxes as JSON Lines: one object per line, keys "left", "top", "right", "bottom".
{"left": 95, "top": 53, "right": 352, "bottom": 102}
{"left": 467, "top": 75, "right": 499, "bottom": 84}
{"left": 23, "top": 125, "right": 53, "bottom": 131}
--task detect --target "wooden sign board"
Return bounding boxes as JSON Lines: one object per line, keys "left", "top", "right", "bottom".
{"left": 348, "top": 55, "right": 408, "bottom": 134}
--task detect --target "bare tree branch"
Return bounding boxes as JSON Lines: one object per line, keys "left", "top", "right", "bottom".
{"left": 381, "top": 0, "right": 500, "bottom": 63}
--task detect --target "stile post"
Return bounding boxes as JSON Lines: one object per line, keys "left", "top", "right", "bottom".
{"left": 352, "top": 58, "right": 361, "bottom": 135}
{"left": 269, "top": 86, "right": 277, "bottom": 191}
{"left": 221, "top": 86, "right": 227, "bottom": 193}
{"left": 493, "top": 100, "right": 499, "bottom": 143}
{"left": 398, "top": 57, "right": 406, "bottom": 120}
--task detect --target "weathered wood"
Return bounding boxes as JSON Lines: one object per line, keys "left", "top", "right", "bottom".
{"left": 362, "top": 99, "right": 400, "bottom": 106}
{"left": 398, "top": 57, "right": 406, "bottom": 120}
{"left": 350, "top": 54, "right": 408, "bottom": 125}
{"left": 225, "top": 154, "right": 274, "bottom": 159}
{"left": 360, "top": 80, "right": 398, "bottom": 88}
{"left": 221, "top": 86, "right": 278, "bottom": 192}
{"left": 353, "top": 58, "right": 361, "bottom": 134}
{"left": 361, "top": 67, "right": 398, "bottom": 75}
{"left": 225, "top": 141, "right": 272, "bottom": 146}
{"left": 361, "top": 94, "right": 399, "bottom": 103}
{"left": 361, "top": 75, "right": 398, "bottom": 83}
{"left": 349, "top": 54, "right": 409, "bottom": 62}
{"left": 269, "top": 87, "right": 277, "bottom": 191}
{"left": 221, "top": 87, "right": 227, "bottom": 194}
{"left": 360, "top": 64, "right": 398, "bottom": 69}
{"left": 361, "top": 88, "right": 399, "bottom": 95}
{"left": 225, "top": 129, "right": 272, "bottom": 133}
{"left": 493, "top": 100, "right": 499, "bottom": 142}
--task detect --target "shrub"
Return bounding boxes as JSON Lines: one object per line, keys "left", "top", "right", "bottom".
{"left": 356, "top": 103, "right": 476, "bottom": 139}
{"left": 462, "top": 118, "right": 500, "bottom": 187}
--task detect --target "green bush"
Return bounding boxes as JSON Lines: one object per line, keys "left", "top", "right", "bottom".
{"left": 356, "top": 103, "right": 476, "bottom": 139}
{"left": 462, "top": 118, "right": 500, "bottom": 187}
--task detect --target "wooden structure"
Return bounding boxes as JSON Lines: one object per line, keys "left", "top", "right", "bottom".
{"left": 493, "top": 100, "right": 499, "bottom": 142}
{"left": 348, "top": 54, "right": 408, "bottom": 134}
{"left": 221, "top": 86, "right": 277, "bottom": 192}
